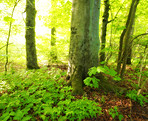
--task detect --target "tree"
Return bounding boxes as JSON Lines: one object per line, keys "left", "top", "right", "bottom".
{"left": 100, "top": 0, "right": 110, "bottom": 65}
{"left": 4, "top": 0, "right": 20, "bottom": 74}
{"left": 50, "top": 27, "right": 57, "bottom": 61}
{"left": 50, "top": 0, "right": 57, "bottom": 62}
{"left": 68, "top": 0, "right": 101, "bottom": 95}
{"left": 117, "top": 0, "right": 140, "bottom": 78}
{"left": 25, "top": 0, "right": 39, "bottom": 69}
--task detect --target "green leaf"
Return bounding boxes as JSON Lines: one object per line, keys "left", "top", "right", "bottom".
{"left": 13, "top": 110, "right": 24, "bottom": 120}
{"left": 3, "top": 16, "right": 15, "bottom": 22}
{"left": 112, "top": 113, "right": 116, "bottom": 118}
{"left": 40, "top": 115, "right": 46, "bottom": 120}
{"left": 113, "top": 76, "right": 121, "bottom": 81}
{"left": 88, "top": 67, "right": 97, "bottom": 76}
{"left": 84, "top": 77, "right": 91, "bottom": 86}
{"left": 22, "top": 115, "right": 32, "bottom": 121}
{"left": 10, "top": 111, "right": 15, "bottom": 116}
{"left": 92, "top": 77, "right": 99, "bottom": 88}
{"left": 118, "top": 114, "right": 124, "bottom": 121}
{"left": 0, "top": 112, "right": 10, "bottom": 121}
{"left": 97, "top": 66, "right": 105, "bottom": 73}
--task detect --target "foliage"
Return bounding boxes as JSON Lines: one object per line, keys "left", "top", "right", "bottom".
{"left": 126, "top": 90, "right": 148, "bottom": 106}
{"left": 84, "top": 66, "right": 121, "bottom": 88}
{"left": 84, "top": 77, "right": 100, "bottom": 88}
{"left": 109, "top": 106, "right": 124, "bottom": 121}
{"left": 0, "top": 67, "right": 102, "bottom": 121}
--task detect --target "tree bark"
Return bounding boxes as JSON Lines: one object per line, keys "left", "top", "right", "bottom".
{"left": 50, "top": 0, "right": 57, "bottom": 62}
{"left": 25, "top": 0, "right": 39, "bottom": 69}
{"left": 68, "top": 0, "right": 101, "bottom": 95}
{"left": 50, "top": 27, "right": 57, "bottom": 61}
{"left": 120, "top": 0, "right": 140, "bottom": 78}
{"left": 100, "top": 0, "right": 110, "bottom": 65}
{"left": 117, "top": 0, "right": 139, "bottom": 75}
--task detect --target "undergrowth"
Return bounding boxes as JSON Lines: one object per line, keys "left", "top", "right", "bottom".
{"left": 0, "top": 66, "right": 147, "bottom": 121}
{"left": 0, "top": 67, "right": 102, "bottom": 121}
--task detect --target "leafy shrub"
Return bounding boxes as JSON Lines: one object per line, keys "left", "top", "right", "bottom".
{"left": 109, "top": 106, "right": 124, "bottom": 121}
{"left": 0, "top": 67, "right": 102, "bottom": 121}
{"left": 126, "top": 90, "right": 148, "bottom": 106}
{"left": 83, "top": 66, "right": 121, "bottom": 88}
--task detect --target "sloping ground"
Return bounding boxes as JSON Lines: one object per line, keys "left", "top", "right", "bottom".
{"left": 0, "top": 64, "right": 147, "bottom": 121}
{"left": 61, "top": 64, "right": 148, "bottom": 121}
{"left": 83, "top": 88, "right": 148, "bottom": 121}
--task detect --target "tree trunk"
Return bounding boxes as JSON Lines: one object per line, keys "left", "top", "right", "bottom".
{"left": 50, "top": 0, "right": 57, "bottom": 62}
{"left": 126, "top": 47, "right": 132, "bottom": 64}
{"left": 68, "top": 0, "right": 101, "bottom": 95}
{"left": 25, "top": 0, "right": 39, "bottom": 69}
{"left": 50, "top": 27, "right": 57, "bottom": 61}
{"left": 100, "top": 0, "right": 110, "bottom": 65}
{"left": 5, "top": 0, "right": 20, "bottom": 74}
{"left": 123, "top": 20, "right": 135, "bottom": 65}
{"left": 117, "top": 0, "right": 139, "bottom": 75}
{"left": 120, "top": 0, "right": 139, "bottom": 78}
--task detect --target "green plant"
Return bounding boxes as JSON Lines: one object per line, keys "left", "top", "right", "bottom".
{"left": 100, "top": 96, "right": 106, "bottom": 104}
{"left": 83, "top": 66, "right": 121, "bottom": 88}
{"left": 0, "top": 68, "right": 102, "bottom": 121}
{"left": 126, "top": 90, "right": 148, "bottom": 106}
{"left": 84, "top": 77, "right": 100, "bottom": 88}
{"left": 109, "top": 106, "right": 124, "bottom": 121}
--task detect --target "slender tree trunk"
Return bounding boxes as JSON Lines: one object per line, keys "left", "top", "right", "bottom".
{"left": 126, "top": 20, "right": 134, "bottom": 65}
{"left": 100, "top": 0, "right": 110, "bottom": 65}
{"left": 25, "top": 0, "right": 39, "bottom": 69}
{"left": 117, "top": 0, "right": 139, "bottom": 75}
{"left": 126, "top": 47, "right": 132, "bottom": 64}
{"left": 5, "top": 0, "right": 20, "bottom": 75}
{"left": 50, "top": 27, "right": 57, "bottom": 61}
{"left": 120, "top": 0, "right": 140, "bottom": 78}
{"left": 50, "top": 0, "right": 57, "bottom": 62}
{"left": 68, "top": 0, "right": 101, "bottom": 95}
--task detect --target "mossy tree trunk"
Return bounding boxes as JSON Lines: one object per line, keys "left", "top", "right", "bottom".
{"left": 25, "top": 0, "right": 39, "bottom": 69}
{"left": 117, "top": 0, "right": 139, "bottom": 76}
{"left": 68, "top": 0, "right": 101, "bottom": 95}
{"left": 100, "top": 0, "right": 110, "bottom": 65}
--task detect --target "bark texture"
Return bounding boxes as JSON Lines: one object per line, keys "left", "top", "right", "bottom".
{"left": 25, "top": 0, "right": 39, "bottom": 69}
{"left": 117, "top": 0, "right": 139, "bottom": 77}
{"left": 100, "top": 0, "right": 110, "bottom": 64}
{"left": 68, "top": 0, "right": 101, "bottom": 95}
{"left": 50, "top": 27, "right": 57, "bottom": 61}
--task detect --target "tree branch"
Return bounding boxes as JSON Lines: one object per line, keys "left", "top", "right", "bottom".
{"left": 0, "top": 43, "right": 13, "bottom": 50}
{"left": 108, "top": 0, "right": 126, "bottom": 23}
{"left": 130, "top": 33, "right": 148, "bottom": 43}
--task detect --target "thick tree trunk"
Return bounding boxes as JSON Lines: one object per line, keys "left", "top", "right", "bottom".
{"left": 25, "top": 0, "right": 39, "bottom": 69}
{"left": 100, "top": 0, "right": 110, "bottom": 65}
{"left": 68, "top": 0, "right": 101, "bottom": 95}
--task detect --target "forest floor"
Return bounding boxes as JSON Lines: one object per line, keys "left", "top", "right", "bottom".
{"left": 48, "top": 64, "right": 148, "bottom": 121}
{"left": 0, "top": 63, "right": 148, "bottom": 121}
